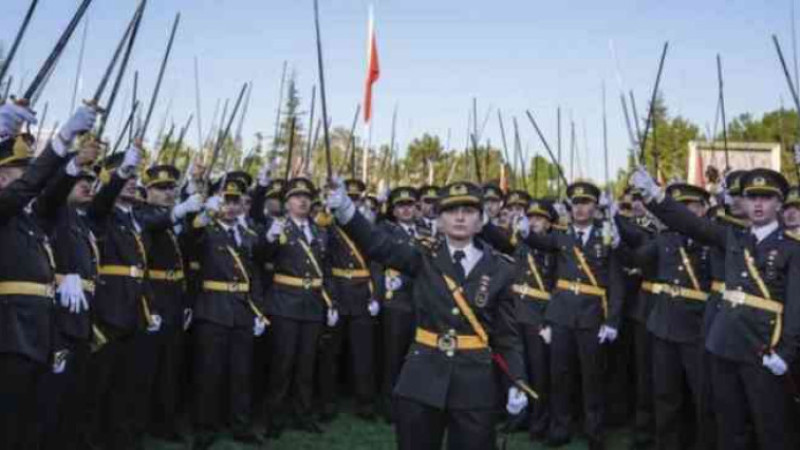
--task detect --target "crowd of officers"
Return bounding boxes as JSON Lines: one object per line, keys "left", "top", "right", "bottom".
{"left": 1, "top": 100, "right": 800, "bottom": 450}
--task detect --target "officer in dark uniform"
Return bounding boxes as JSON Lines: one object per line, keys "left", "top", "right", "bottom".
{"left": 516, "top": 181, "right": 624, "bottom": 450}
{"left": 631, "top": 166, "right": 800, "bottom": 450}
{"left": 621, "top": 183, "right": 712, "bottom": 449}
{"left": 263, "top": 177, "right": 334, "bottom": 436}
{"left": 483, "top": 183, "right": 504, "bottom": 223}
{"left": 317, "top": 178, "right": 379, "bottom": 420}
{"left": 782, "top": 186, "right": 800, "bottom": 233}
{"left": 0, "top": 102, "right": 99, "bottom": 449}
{"left": 376, "top": 186, "right": 421, "bottom": 422}
{"left": 327, "top": 179, "right": 529, "bottom": 450}
{"left": 417, "top": 185, "right": 439, "bottom": 238}
{"left": 188, "top": 175, "right": 268, "bottom": 449}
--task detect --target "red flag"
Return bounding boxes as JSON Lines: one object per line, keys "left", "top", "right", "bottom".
{"left": 363, "top": 7, "right": 380, "bottom": 124}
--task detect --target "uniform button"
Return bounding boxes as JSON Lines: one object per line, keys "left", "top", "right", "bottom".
{"left": 452, "top": 308, "right": 460, "bottom": 316}
{"left": 446, "top": 351, "right": 455, "bottom": 358}
{"left": 678, "top": 267, "right": 684, "bottom": 272}
{"left": 741, "top": 272, "right": 748, "bottom": 278}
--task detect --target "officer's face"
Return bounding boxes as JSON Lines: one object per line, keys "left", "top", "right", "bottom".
{"left": 120, "top": 177, "right": 139, "bottom": 202}
{"left": 221, "top": 196, "right": 243, "bottom": 223}
{"left": 683, "top": 200, "right": 707, "bottom": 218}
{"left": 571, "top": 199, "right": 596, "bottom": 226}
{"left": 439, "top": 205, "right": 482, "bottom": 240}
{"left": 393, "top": 202, "right": 416, "bottom": 224}
{"left": 529, "top": 215, "right": 551, "bottom": 235}
{"left": 0, "top": 166, "right": 25, "bottom": 190}
{"left": 497, "top": 208, "right": 511, "bottom": 229}
{"left": 266, "top": 198, "right": 282, "bottom": 217}
{"left": 509, "top": 204, "right": 526, "bottom": 217}
{"left": 421, "top": 199, "right": 436, "bottom": 218}
{"left": 632, "top": 198, "right": 647, "bottom": 217}
{"left": 744, "top": 194, "right": 781, "bottom": 226}
{"left": 483, "top": 199, "right": 502, "bottom": 218}
{"left": 783, "top": 205, "right": 800, "bottom": 231}
{"left": 147, "top": 184, "right": 176, "bottom": 207}
{"left": 286, "top": 194, "right": 311, "bottom": 218}
{"left": 68, "top": 179, "right": 94, "bottom": 205}
{"left": 730, "top": 195, "right": 745, "bottom": 217}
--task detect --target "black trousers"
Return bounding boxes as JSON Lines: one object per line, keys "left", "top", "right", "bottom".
{"left": 37, "top": 339, "right": 91, "bottom": 450}
{"left": 192, "top": 321, "right": 254, "bottom": 434}
{"left": 149, "top": 325, "right": 184, "bottom": 435}
{"left": 394, "top": 396, "right": 496, "bottom": 450}
{"left": 521, "top": 324, "right": 550, "bottom": 436}
{"left": 266, "top": 317, "right": 322, "bottom": 419}
{"left": 381, "top": 308, "right": 415, "bottom": 406}
{"left": 318, "top": 314, "right": 377, "bottom": 409}
{"left": 711, "top": 354, "right": 796, "bottom": 450}
{"left": 632, "top": 321, "right": 655, "bottom": 445}
{"left": 0, "top": 353, "right": 44, "bottom": 449}
{"left": 652, "top": 336, "right": 703, "bottom": 450}
{"left": 606, "top": 319, "right": 634, "bottom": 426}
{"left": 549, "top": 323, "right": 605, "bottom": 443}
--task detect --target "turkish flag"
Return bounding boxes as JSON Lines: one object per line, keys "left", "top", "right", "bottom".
{"left": 363, "top": 7, "right": 380, "bottom": 124}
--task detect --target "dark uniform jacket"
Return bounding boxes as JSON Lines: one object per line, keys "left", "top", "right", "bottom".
{"left": 342, "top": 212, "right": 525, "bottom": 410}
{"left": 143, "top": 205, "right": 187, "bottom": 330}
{"left": 375, "top": 221, "right": 418, "bottom": 313}
{"left": 0, "top": 146, "right": 68, "bottom": 364}
{"left": 328, "top": 224, "right": 373, "bottom": 317}
{"left": 512, "top": 240, "right": 556, "bottom": 328}
{"left": 650, "top": 196, "right": 800, "bottom": 366}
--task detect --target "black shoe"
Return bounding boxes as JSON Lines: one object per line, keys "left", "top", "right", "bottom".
{"left": 233, "top": 429, "right": 264, "bottom": 445}
{"left": 545, "top": 435, "right": 571, "bottom": 447}
{"left": 192, "top": 435, "right": 216, "bottom": 450}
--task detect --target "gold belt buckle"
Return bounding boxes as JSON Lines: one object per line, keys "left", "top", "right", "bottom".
{"left": 303, "top": 278, "right": 313, "bottom": 289}
{"left": 437, "top": 333, "right": 457, "bottom": 354}
{"left": 166, "top": 270, "right": 175, "bottom": 281}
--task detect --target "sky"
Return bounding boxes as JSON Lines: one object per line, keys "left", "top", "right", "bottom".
{"left": 1, "top": 0, "right": 798, "bottom": 183}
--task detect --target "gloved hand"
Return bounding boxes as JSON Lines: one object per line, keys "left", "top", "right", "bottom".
{"left": 53, "top": 105, "right": 98, "bottom": 156}
{"left": 368, "top": 299, "right": 380, "bottom": 317}
{"left": 204, "top": 195, "right": 223, "bottom": 213}
{"left": 326, "top": 308, "right": 340, "bottom": 327}
{"left": 257, "top": 162, "right": 272, "bottom": 187}
{"left": 326, "top": 176, "right": 355, "bottom": 223}
{"left": 183, "top": 308, "right": 193, "bottom": 331}
{"left": 52, "top": 350, "right": 69, "bottom": 375}
{"left": 57, "top": 274, "right": 89, "bottom": 314}
{"left": 377, "top": 186, "right": 390, "bottom": 204}
{"left": 553, "top": 201, "right": 568, "bottom": 221}
{"left": 598, "top": 325, "right": 618, "bottom": 344}
{"left": 253, "top": 316, "right": 268, "bottom": 337}
{"left": 629, "top": 165, "right": 662, "bottom": 203}
{"left": 172, "top": 193, "right": 204, "bottom": 221}
{"left": 599, "top": 191, "right": 611, "bottom": 209}
{"left": 118, "top": 144, "right": 142, "bottom": 178}
{"left": 506, "top": 386, "right": 528, "bottom": 415}
{"left": 147, "top": 314, "right": 163, "bottom": 333}
{"left": 385, "top": 275, "right": 403, "bottom": 292}
{"left": 514, "top": 214, "right": 530, "bottom": 238}
{"left": 266, "top": 218, "right": 285, "bottom": 243}
{"left": 602, "top": 220, "right": 621, "bottom": 249}
{"left": 762, "top": 352, "right": 788, "bottom": 376}
{"left": 0, "top": 102, "right": 37, "bottom": 139}
{"left": 539, "top": 326, "right": 552, "bottom": 345}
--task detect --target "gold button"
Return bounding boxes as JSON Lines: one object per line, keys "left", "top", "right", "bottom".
{"left": 446, "top": 351, "right": 455, "bottom": 358}
{"left": 452, "top": 308, "right": 460, "bottom": 316}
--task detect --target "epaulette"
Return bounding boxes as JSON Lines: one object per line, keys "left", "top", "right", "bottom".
{"left": 493, "top": 249, "right": 515, "bottom": 264}
{"left": 314, "top": 211, "right": 333, "bottom": 228}
{"left": 617, "top": 210, "right": 634, "bottom": 218}
{"left": 717, "top": 211, "right": 747, "bottom": 228}
{"left": 552, "top": 223, "right": 568, "bottom": 232}
{"left": 415, "top": 235, "right": 437, "bottom": 250}
{"left": 242, "top": 226, "right": 258, "bottom": 237}
{"left": 785, "top": 230, "right": 800, "bottom": 242}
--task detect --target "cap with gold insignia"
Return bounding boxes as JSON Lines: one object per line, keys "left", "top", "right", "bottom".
{"left": 389, "top": 186, "right": 419, "bottom": 208}
{"left": 135, "top": 184, "right": 147, "bottom": 202}
{"left": 226, "top": 170, "right": 253, "bottom": 191}
{"left": 725, "top": 170, "right": 746, "bottom": 196}
{"left": 144, "top": 164, "right": 180, "bottom": 189}
{"left": 483, "top": 183, "right": 503, "bottom": 201}
{"left": 97, "top": 152, "right": 129, "bottom": 184}
{"left": 741, "top": 168, "right": 788, "bottom": 199}
{"left": 365, "top": 194, "right": 380, "bottom": 211}
{"left": 419, "top": 185, "right": 440, "bottom": 201}
{"left": 437, "top": 181, "right": 482, "bottom": 211}
{"left": 284, "top": 177, "right": 316, "bottom": 199}
{"left": 786, "top": 186, "right": 800, "bottom": 208}
{"left": 527, "top": 198, "right": 558, "bottom": 222}
{"left": 567, "top": 181, "right": 601, "bottom": 203}
{"left": 0, "top": 134, "right": 35, "bottom": 168}
{"left": 345, "top": 179, "right": 367, "bottom": 199}
{"left": 666, "top": 183, "right": 710, "bottom": 203}
{"left": 505, "top": 189, "right": 531, "bottom": 208}
{"left": 220, "top": 176, "right": 248, "bottom": 199}
{"left": 76, "top": 168, "right": 98, "bottom": 183}
{"left": 265, "top": 179, "right": 286, "bottom": 200}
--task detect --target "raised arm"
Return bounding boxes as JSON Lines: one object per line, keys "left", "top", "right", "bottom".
{"left": 0, "top": 145, "right": 68, "bottom": 221}
{"left": 340, "top": 211, "right": 423, "bottom": 277}
{"left": 647, "top": 196, "right": 726, "bottom": 249}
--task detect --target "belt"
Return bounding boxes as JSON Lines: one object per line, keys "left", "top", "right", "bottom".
{"left": 149, "top": 269, "right": 185, "bottom": 282}
{"left": 415, "top": 328, "right": 487, "bottom": 355}
{"left": 711, "top": 281, "right": 725, "bottom": 294}
{"left": 511, "top": 284, "right": 551, "bottom": 302}
{"left": 273, "top": 274, "right": 323, "bottom": 290}
{"left": 55, "top": 274, "right": 96, "bottom": 294}
{"left": 98, "top": 265, "right": 144, "bottom": 279}
{"left": 641, "top": 282, "right": 708, "bottom": 302}
{"left": 331, "top": 268, "right": 371, "bottom": 280}
{"left": 722, "top": 290, "right": 783, "bottom": 314}
{"left": 0, "top": 281, "right": 55, "bottom": 298}
{"left": 188, "top": 262, "right": 201, "bottom": 271}
{"left": 556, "top": 279, "right": 606, "bottom": 297}
{"left": 202, "top": 281, "right": 250, "bottom": 293}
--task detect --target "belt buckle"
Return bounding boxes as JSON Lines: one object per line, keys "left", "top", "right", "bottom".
{"left": 668, "top": 285, "right": 681, "bottom": 298}
{"left": 303, "top": 278, "right": 313, "bottom": 289}
{"left": 437, "top": 333, "right": 457, "bottom": 355}
{"left": 728, "top": 290, "right": 745, "bottom": 307}
{"left": 229, "top": 282, "right": 240, "bottom": 293}
{"left": 344, "top": 271, "right": 352, "bottom": 280}
{"left": 166, "top": 270, "right": 175, "bottom": 281}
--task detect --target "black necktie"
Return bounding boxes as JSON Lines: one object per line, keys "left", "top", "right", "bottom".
{"left": 453, "top": 250, "right": 467, "bottom": 284}
{"left": 228, "top": 228, "right": 238, "bottom": 247}
{"left": 577, "top": 231, "right": 585, "bottom": 246}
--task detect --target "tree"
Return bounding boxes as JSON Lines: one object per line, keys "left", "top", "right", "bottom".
{"left": 638, "top": 92, "right": 701, "bottom": 182}
{"left": 727, "top": 108, "right": 800, "bottom": 182}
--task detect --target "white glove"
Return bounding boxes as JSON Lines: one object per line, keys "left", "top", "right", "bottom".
{"left": 0, "top": 102, "right": 37, "bottom": 139}
{"left": 599, "top": 191, "right": 611, "bottom": 209}
{"left": 57, "top": 274, "right": 88, "bottom": 314}
{"left": 794, "top": 143, "right": 800, "bottom": 166}
{"left": 359, "top": 204, "right": 377, "bottom": 224}
{"left": 598, "top": 325, "right": 618, "bottom": 344}
{"left": 118, "top": 145, "right": 142, "bottom": 178}
{"left": 257, "top": 163, "right": 272, "bottom": 187}
{"left": 326, "top": 308, "right": 340, "bottom": 327}
{"left": 183, "top": 308, "right": 193, "bottom": 331}
{"left": 506, "top": 386, "right": 528, "bottom": 415}
{"left": 629, "top": 165, "right": 662, "bottom": 203}
{"left": 603, "top": 220, "right": 621, "bottom": 249}
{"left": 326, "top": 176, "right": 356, "bottom": 223}
{"left": 266, "top": 218, "right": 285, "bottom": 243}
{"left": 377, "top": 186, "right": 390, "bottom": 204}
{"left": 53, "top": 105, "right": 98, "bottom": 156}
{"left": 52, "top": 350, "right": 68, "bottom": 375}
{"left": 539, "top": 326, "right": 552, "bottom": 345}
{"left": 514, "top": 214, "right": 530, "bottom": 239}
{"left": 147, "top": 314, "right": 163, "bottom": 333}
{"left": 253, "top": 316, "right": 268, "bottom": 336}
{"left": 204, "top": 195, "right": 223, "bottom": 213}
{"left": 368, "top": 299, "right": 380, "bottom": 317}
{"left": 172, "top": 193, "right": 204, "bottom": 221}
{"left": 385, "top": 275, "right": 403, "bottom": 292}
{"left": 762, "top": 352, "right": 789, "bottom": 376}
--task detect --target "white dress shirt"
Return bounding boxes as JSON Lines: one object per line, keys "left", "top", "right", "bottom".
{"left": 573, "top": 224, "right": 593, "bottom": 246}
{"left": 291, "top": 217, "right": 314, "bottom": 242}
{"left": 446, "top": 239, "right": 483, "bottom": 278}
{"left": 219, "top": 221, "right": 242, "bottom": 247}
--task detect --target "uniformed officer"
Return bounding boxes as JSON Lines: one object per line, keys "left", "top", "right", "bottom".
{"left": 417, "top": 185, "right": 439, "bottom": 237}
{"left": 631, "top": 166, "right": 800, "bottom": 450}
{"left": 327, "top": 179, "right": 529, "bottom": 450}
{"left": 188, "top": 175, "right": 268, "bottom": 449}
{"left": 483, "top": 183, "right": 504, "bottom": 222}
{"left": 514, "top": 181, "right": 624, "bottom": 450}
{"left": 0, "top": 103, "right": 97, "bottom": 449}
{"left": 782, "top": 186, "right": 800, "bottom": 233}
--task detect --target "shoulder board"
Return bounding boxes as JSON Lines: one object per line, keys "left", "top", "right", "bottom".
{"left": 242, "top": 226, "right": 258, "bottom": 237}
{"left": 492, "top": 249, "right": 515, "bottom": 264}
{"left": 785, "top": 230, "right": 800, "bottom": 242}
{"left": 415, "top": 235, "right": 437, "bottom": 249}
{"left": 192, "top": 215, "right": 209, "bottom": 229}
{"left": 617, "top": 210, "right": 634, "bottom": 218}
{"left": 718, "top": 213, "right": 747, "bottom": 228}
{"left": 552, "top": 223, "right": 568, "bottom": 232}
